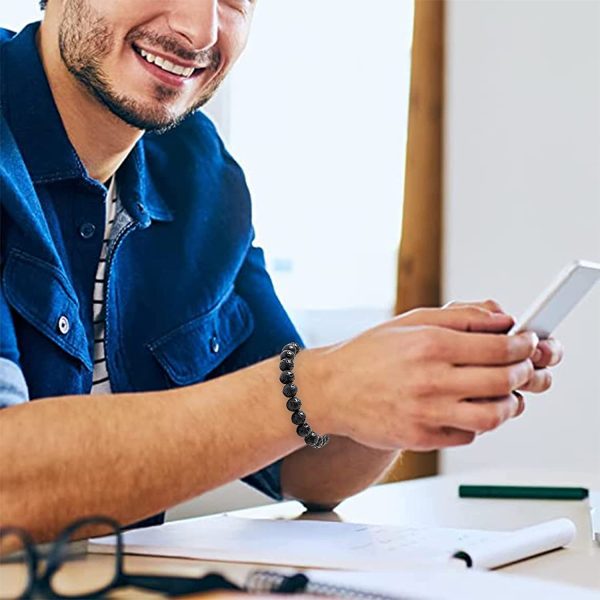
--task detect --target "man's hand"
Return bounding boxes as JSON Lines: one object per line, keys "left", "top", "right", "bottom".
{"left": 284, "top": 300, "right": 564, "bottom": 509}
{"left": 308, "top": 303, "right": 561, "bottom": 452}
{"left": 443, "top": 300, "right": 564, "bottom": 394}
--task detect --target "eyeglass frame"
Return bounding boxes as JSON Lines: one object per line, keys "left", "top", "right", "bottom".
{"left": 0, "top": 516, "right": 241, "bottom": 599}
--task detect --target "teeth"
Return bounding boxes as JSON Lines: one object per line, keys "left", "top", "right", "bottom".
{"left": 139, "top": 48, "right": 155, "bottom": 63}
{"left": 137, "top": 48, "right": 195, "bottom": 77}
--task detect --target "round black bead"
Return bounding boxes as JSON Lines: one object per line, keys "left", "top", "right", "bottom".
{"left": 304, "top": 432, "right": 319, "bottom": 446}
{"left": 283, "top": 343, "right": 301, "bottom": 355}
{"left": 280, "top": 350, "right": 295, "bottom": 360}
{"left": 296, "top": 423, "right": 311, "bottom": 437}
{"left": 286, "top": 397, "right": 302, "bottom": 411}
{"left": 291, "top": 410, "right": 306, "bottom": 425}
{"left": 279, "top": 358, "right": 294, "bottom": 372}
{"left": 279, "top": 370, "right": 295, "bottom": 384}
{"left": 282, "top": 383, "right": 298, "bottom": 398}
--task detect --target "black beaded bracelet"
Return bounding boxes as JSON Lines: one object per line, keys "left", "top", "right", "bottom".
{"left": 279, "top": 343, "right": 330, "bottom": 449}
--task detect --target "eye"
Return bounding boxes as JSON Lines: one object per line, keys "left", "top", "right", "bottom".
{"left": 221, "top": 0, "right": 255, "bottom": 13}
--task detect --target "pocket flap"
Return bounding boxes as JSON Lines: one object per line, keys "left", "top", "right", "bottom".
{"left": 148, "top": 290, "right": 254, "bottom": 386}
{"left": 3, "top": 249, "right": 92, "bottom": 370}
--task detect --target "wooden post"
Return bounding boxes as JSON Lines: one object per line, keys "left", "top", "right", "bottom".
{"left": 385, "top": 0, "right": 445, "bottom": 483}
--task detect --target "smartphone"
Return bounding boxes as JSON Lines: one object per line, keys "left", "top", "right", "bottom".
{"left": 509, "top": 260, "right": 600, "bottom": 339}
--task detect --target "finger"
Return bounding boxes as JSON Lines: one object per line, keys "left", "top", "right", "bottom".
{"left": 412, "top": 427, "right": 476, "bottom": 451}
{"left": 436, "top": 395, "right": 521, "bottom": 432}
{"left": 532, "top": 338, "right": 564, "bottom": 368}
{"left": 518, "top": 368, "right": 553, "bottom": 393}
{"left": 444, "top": 299, "right": 506, "bottom": 314}
{"left": 406, "top": 306, "right": 515, "bottom": 333}
{"left": 450, "top": 359, "right": 535, "bottom": 397}
{"left": 433, "top": 329, "right": 538, "bottom": 366}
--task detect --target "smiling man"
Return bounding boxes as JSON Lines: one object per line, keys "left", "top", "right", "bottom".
{"left": 0, "top": 0, "right": 563, "bottom": 543}
{"left": 57, "top": 0, "right": 224, "bottom": 130}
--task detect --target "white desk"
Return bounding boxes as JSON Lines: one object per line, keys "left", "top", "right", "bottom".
{"left": 231, "top": 470, "right": 600, "bottom": 590}
{"left": 20, "top": 470, "right": 600, "bottom": 598}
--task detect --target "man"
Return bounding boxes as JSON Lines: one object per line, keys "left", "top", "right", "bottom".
{"left": 0, "top": 0, "right": 562, "bottom": 543}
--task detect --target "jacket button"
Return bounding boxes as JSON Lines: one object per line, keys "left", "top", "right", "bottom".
{"left": 210, "top": 335, "right": 220, "bottom": 354}
{"left": 79, "top": 222, "right": 96, "bottom": 239}
{"left": 57, "top": 315, "right": 70, "bottom": 335}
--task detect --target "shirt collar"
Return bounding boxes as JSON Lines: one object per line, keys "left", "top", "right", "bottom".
{"left": 1, "top": 22, "right": 173, "bottom": 223}
{"left": 1, "top": 23, "right": 85, "bottom": 183}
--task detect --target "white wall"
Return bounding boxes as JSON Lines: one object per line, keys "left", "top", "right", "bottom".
{"left": 443, "top": 0, "right": 600, "bottom": 476}
{"left": 227, "top": 0, "right": 413, "bottom": 313}
{"left": 3, "top": 3, "right": 43, "bottom": 31}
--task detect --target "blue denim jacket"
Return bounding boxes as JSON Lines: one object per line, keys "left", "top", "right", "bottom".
{"left": 0, "top": 23, "right": 303, "bottom": 504}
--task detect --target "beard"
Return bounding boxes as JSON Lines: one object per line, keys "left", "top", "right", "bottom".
{"left": 58, "top": 0, "right": 224, "bottom": 133}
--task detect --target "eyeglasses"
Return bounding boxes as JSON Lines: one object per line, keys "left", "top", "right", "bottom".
{"left": 0, "top": 516, "right": 241, "bottom": 599}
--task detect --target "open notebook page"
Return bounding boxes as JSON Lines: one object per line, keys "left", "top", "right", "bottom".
{"left": 89, "top": 515, "right": 575, "bottom": 571}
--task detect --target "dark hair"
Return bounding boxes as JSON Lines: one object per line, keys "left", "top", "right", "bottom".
{"left": 40, "top": 0, "right": 47, "bottom": 9}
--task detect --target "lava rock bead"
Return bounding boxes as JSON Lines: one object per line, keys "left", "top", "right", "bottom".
{"left": 296, "top": 423, "right": 311, "bottom": 437}
{"left": 283, "top": 383, "right": 298, "bottom": 398}
{"left": 304, "top": 432, "right": 319, "bottom": 446}
{"left": 279, "top": 358, "right": 294, "bottom": 371}
{"left": 286, "top": 397, "right": 302, "bottom": 411}
{"left": 279, "top": 370, "right": 295, "bottom": 384}
{"left": 291, "top": 410, "right": 306, "bottom": 425}
{"left": 283, "top": 342, "right": 301, "bottom": 355}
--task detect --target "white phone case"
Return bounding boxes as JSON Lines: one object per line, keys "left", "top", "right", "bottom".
{"left": 509, "top": 260, "right": 600, "bottom": 339}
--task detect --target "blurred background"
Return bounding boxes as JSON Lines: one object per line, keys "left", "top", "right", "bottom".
{"left": 6, "top": 0, "right": 599, "bottom": 518}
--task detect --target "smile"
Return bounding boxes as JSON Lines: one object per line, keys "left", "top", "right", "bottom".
{"left": 135, "top": 47, "right": 197, "bottom": 78}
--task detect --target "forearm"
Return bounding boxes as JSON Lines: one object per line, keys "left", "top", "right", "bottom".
{"left": 281, "top": 437, "right": 398, "bottom": 509}
{"left": 0, "top": 352, "right": 327, "bottom": 542}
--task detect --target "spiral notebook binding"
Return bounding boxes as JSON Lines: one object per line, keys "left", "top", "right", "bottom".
{"left": 245, "top": 570, "right": 402, "bottom": 600}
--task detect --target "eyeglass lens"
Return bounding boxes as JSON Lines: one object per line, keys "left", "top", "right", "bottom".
{"left": 48, "top": 524, "right": 119, "bottom": 598}
{"left": 0, "top": 531, "right": 31, "bottom": 600}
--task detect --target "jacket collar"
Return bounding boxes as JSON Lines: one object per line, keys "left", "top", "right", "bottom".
{"left": 1, "top": 23, "right": 85, "bottom": 184}
{"left": 0, "top": 22, "right": 173, "bottom": 223}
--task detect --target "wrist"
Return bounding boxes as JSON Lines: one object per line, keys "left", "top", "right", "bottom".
{"left": 293, "top": 345, "right": 338, "bottom": 436}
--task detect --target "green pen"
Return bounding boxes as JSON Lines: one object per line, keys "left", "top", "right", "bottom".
{"left": 459, "top": 485, "right": 589, "bottom": 501}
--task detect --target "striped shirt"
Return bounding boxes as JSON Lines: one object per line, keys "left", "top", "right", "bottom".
{"left": 91, "top": 178, "right": 117, "bottom": 394}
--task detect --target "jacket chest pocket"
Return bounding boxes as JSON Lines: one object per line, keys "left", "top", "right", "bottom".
{"left": 147, "top": 289, "right": 254, "bottom": 387}
{"left": 3, "top": 249, "right": 92, "bottom": 371}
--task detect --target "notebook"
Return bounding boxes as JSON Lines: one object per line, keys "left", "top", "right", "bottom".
{"left": 243, "top": 566, "right": 599, "bottom": 599}
{"left": 89, "top": 514, "right": 576, "bottom": 571}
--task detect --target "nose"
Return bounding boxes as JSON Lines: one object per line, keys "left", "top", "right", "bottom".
{"left": 167, "top": 0, "right": 219, "bottom": 51}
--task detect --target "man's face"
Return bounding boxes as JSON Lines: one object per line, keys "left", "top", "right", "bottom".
{"left": 56, "top": 0, "right": 255, "bottom": 131}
